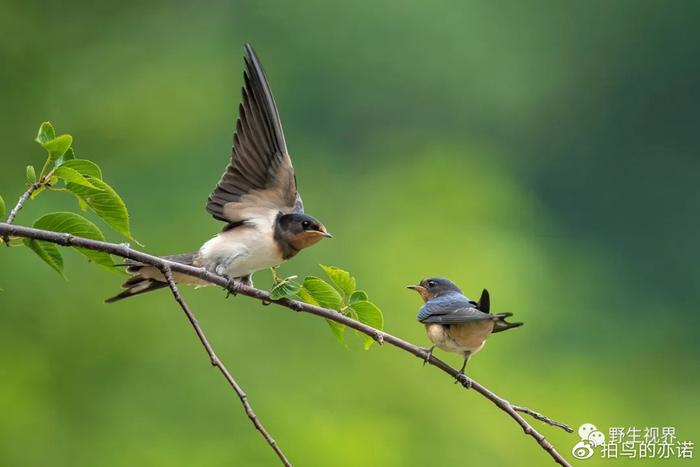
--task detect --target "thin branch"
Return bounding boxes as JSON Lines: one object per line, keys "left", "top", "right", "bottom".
{"left": 0, "top": 222, "right": 573, "bottom": 466}
{"left": 159, "top": 265, "right": 291, "bottom": 466}
{"left": 513, "top": 405, "right": 574, "bottom": 433}
{"left": 3, "top": 182, "right": 41, "bottom": 244}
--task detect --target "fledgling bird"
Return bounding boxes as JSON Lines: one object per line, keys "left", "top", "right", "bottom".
{"left": 106, "top": 44, "right": 331, "bottom": 303}
{"left": 408, "top": 278, "right": 522, "bottom": 382}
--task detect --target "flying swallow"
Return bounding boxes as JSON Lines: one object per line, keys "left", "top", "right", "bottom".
{"left": 408, "top": 278, "right": 522, "bottom": 382}
{"left": 106, "top": 44, "right": 331, "bottom": 303}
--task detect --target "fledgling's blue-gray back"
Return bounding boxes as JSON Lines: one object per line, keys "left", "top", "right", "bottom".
{"left": 417, "top": 292, "right": 474, "bottom": 322}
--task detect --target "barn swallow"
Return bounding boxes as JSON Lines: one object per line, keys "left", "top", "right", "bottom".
{"left": 106, "top": 44, "right": 331, "bottom": 303}
{"left": 408, "top": 278, "right": 522, "bottom": 383}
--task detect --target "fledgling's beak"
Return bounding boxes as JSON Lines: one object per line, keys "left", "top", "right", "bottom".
{"left": 408, "top": 284, "right": 429, "bottom": 302}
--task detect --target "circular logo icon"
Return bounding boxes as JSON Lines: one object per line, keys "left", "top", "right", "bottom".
{"left": 573, "top": 423, "right": 605, "bottom": 460}
{"left": 572, "top": 440, "right": 595, "bottom": 460}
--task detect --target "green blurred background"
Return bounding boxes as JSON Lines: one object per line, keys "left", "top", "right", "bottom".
{"left": 1, "top": 1, "right": 698, "bottom": 466}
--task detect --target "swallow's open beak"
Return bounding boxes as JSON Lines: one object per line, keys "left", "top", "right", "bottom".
{"left": 316, "top": 226, "right": 333, "bottom": 238}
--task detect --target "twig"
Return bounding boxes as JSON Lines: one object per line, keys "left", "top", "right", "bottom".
{"left": 2, "top": 182, "right": 41, "bottom": 244}
{"left": 513, "top": 405, "right": 574, "bottom": 433}
{"left": 159, "top": 265, "right": 291, "bottom": 466}
{"left": 0, "top": 222, "right": 573, "bottom": 466}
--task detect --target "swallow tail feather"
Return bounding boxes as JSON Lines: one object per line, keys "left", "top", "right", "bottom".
{"left": 492, "top": 312, "right": 523, "bottom": 333}
{"left": 105, "top": 253, "right": 197, "bottom": 303}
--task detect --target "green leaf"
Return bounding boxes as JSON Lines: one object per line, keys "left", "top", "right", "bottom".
{"left": 345, "top": 305, "right": 358, "bottom": 320}
{"left": 30, "top": 186, "right": 45, "bottom": 200}
{"left": 296, "top": 287, "right": 318, "bottom": 305}
{"left": 32, "top": 212, "right": 118, "bottom": 272}
{"left": 59, "top": 159, "right": 102, "bottom": 179}
{"left": 297, "top": 284, "right": 346, "bottom": 347}
{"left": 24, "top": 238, "right": 65, "bottom": 277}
{"left": 57, "top": 159, "right": 102, "bottom": 209}
{"left": 350, "top": 300, "right": 384, "bottom": 330}
{"left": 270, "top": 278, "right": 302, "bottom": 300}
{"left": 76, "top": 196, "right": 88, "bottom": 211}
{"left": 35, "top": 122, "right": 55, "bottom": 145}
{"left": 6, "top": 238, "right": 25, "bottom": 247}
{"left": 66, "top": 178, "right": 138, "bottom": 243}
{"left": 301, "top": 276, "right": 344, "bottom": 310}
{"left": 349, "top": 290, "right": 369, "bottom": 305}
{"left": 54, "top": 166, "right": 100, "bottom": 189}
{"left": 0, "top": 195, "right": 5, "bottom": 218}
{"left": 26, "top": 165, "right": 36, "bottom": 185}
{"left": 43, "top": 135, "right": 73, "bottom": 163}
{"left": 55, "top": 147, "right": 76, "bottom": 166}
{"left": 349, "top": 300, "right": 385, "bottom": 349}
{"left": 35, "top": 122, "right": 73, "bottom": 164}
{"left": 325, "top": 319, "right": 346, "bottom": 347}
{"left": 320, "top": 264, "right": 356, "bottom": 297}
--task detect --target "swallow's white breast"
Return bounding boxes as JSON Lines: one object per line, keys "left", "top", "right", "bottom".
{"left": 198, "top": 211, "right": 283, "bottom": 278}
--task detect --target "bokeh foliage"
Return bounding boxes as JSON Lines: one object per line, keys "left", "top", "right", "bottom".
{"left": 1, "top": 1, "right": 699, "bottom": 466}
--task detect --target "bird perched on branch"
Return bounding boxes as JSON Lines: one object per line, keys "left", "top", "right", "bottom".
{"left": 408, "top": 278, "right": 522, "bottom": 383}
{"left": 106, "top": 44, "right": 331, "bottom": 303}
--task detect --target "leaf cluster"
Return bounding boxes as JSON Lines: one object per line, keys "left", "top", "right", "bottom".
{"left": 2, "top": 122, "right": 386, "bottom": 351}
{"left": 271, "top": 265, "right": 385, "bottom": 349}
{"left": 2, "top": 122, "right": 137, "bottom": 276}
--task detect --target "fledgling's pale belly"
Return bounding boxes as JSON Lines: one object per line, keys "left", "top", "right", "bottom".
{"left": 425, "top": 320, "right": 495, "bottom": 355}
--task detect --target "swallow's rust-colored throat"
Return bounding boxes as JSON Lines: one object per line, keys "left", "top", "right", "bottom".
{"left": 288, "top": 226, "right": 332, "bottom": 251}
{"left": 407, "top": 284, "right": 432, "bottom": 302}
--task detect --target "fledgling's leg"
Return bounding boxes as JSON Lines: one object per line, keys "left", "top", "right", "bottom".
{"left": 421, "top": 345, "right": 436, "bottom": 365}
{"left": 458, "top": 355, "right": 469, "bottom": 374}
{"left": 454, "top": 351, "right": 472, "bottom": 388}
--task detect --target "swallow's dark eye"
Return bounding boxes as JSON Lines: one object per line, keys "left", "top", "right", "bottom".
{"left": 427, "top": 280, "right": 436, "bottom": 288}
{"left": 302, "top": 220, "right": 311, "bottom": 229}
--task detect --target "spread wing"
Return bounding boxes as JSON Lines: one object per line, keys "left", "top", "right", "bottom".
{"left": 419, "top": 305, "right": 494, "bottom": 325}
{"left": 207, "top": 44, "right": 303, "bottom": 224}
